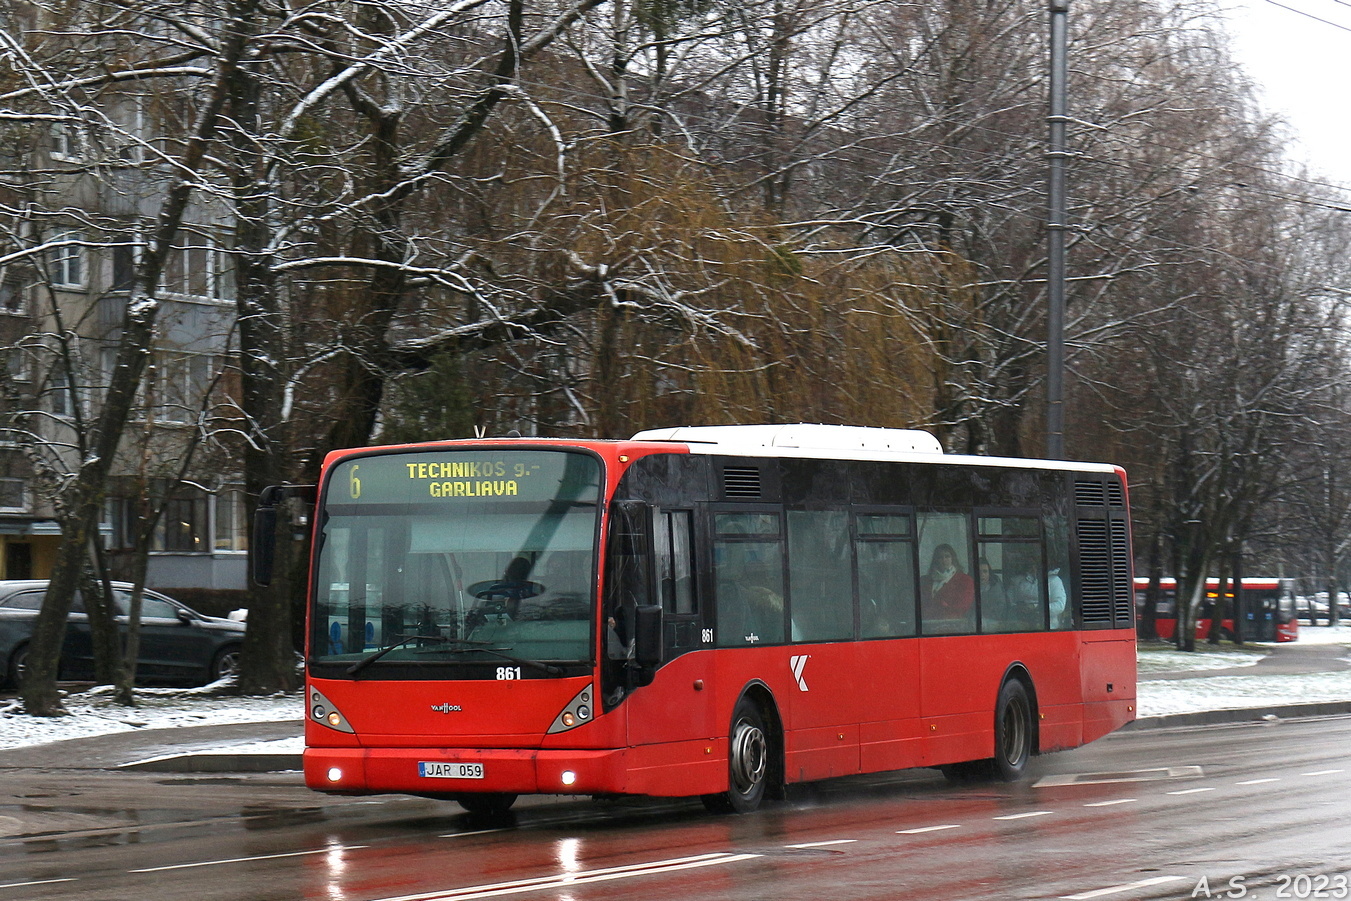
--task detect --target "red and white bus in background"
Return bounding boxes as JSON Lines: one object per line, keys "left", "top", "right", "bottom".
{"left": 1133, "top": 577, "right": 1298, "bottom": 643}
{"left": 256, "top": 424, "right": 1136, "bottom": 815}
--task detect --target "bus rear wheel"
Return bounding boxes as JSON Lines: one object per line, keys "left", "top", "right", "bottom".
{"left": 992, "top": 678, "right": 1033, "bottom": 781}
{"left": 455, "top": 793, "right": 517, "bottom": 816}
{"left": 941, "top": 678, "right": 1034, "bottom": 784}
{"left": 703, "top": 695, "right": 775, "bottom": 814}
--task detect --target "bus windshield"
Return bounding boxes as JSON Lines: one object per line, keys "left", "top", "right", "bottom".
{"left": 311, "top": 449, "right": 602, "bottom": 677}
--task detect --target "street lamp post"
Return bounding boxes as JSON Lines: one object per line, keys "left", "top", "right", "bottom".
{"left": 1047, "top": 0, "right": 1069, "bottom": 460}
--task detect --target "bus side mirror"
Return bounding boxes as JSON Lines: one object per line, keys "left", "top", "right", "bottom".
{"left": 634, "top": 604, "right": 663, "bottom": 670}
{"left": 251, "top": 485, "right": 316, "bottom": 587}
{"left": 251, "top": 495, "right": 280, "bottom": 587}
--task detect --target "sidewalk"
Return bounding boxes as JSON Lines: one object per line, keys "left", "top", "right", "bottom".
{"left": 1129, "top": 635, "right": 1351, "bottom": 728}
{"left": 2, "top": 636, "right": 1349, "bottom": 774}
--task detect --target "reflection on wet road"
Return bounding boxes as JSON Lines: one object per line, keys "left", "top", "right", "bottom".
{"left": 4, "top": 716, "right": 1351, "bottom": 901}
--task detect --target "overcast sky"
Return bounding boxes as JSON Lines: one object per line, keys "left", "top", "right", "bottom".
{"left": 1218, "top": 0, "right": 1351, "bottom": 193}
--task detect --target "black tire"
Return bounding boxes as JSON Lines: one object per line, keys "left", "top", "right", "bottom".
{"left": 992, "top": 678, "right": 1034, "bottom": 782}
{"left": 702, "top": 695, "right": 774, "bottom": 814}
{"left": 940, "top": 759, "right": 993, "bottom": 783}
{"left": 6, "top": 643, "right": 27, "bottom": 689}
{"left": 455, "top": 793, "right": 517, "bottom": 816}
{"left": 941, "top": 678, "right": 1034, "bottom": 784}
{"left": 209, "top": 645, "right": 242, "bottom": 683}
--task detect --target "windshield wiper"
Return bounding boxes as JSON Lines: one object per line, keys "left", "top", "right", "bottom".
{"left": 442, "top": 646, "right": 567, "bottom": 676}
{"left": 346, "top": 634, "right": 488, "bottom": 676}
{"left": 346, "top": 635, "right": 572, "bottom": 677}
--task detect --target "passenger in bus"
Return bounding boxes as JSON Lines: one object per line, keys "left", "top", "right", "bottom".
{"left": 1048, "top": 568, "right": 1068, "bottom": 627}
{"left": 922, "top": 544, "right": 974, "bottom": 618}
{"left": 978, "top": 558, "right": 1005, "bottom": 605}
{"left": 976, "top": 557, "right": 1007, "bottom": 629}
{"left": 1007, "top": 563, "right": 1041, "bottom": 605}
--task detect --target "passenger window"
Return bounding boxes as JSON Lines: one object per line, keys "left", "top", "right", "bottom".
{"left": 140, "top": 596, "right": 180, "bottom": 620}
{"left": 656, "top": 510, "right": 696, "bottom": 615}
{"left": 917, "top": 512, "right": 976, "bottom": 634}
{"left": 714, "top": 512, "right": 784, "bottom": 646}
{"left": 3, "top": 591, "right": 44, "bottom": 610}
{"left": 788, "top": 511, "right": 852, "bottom": 642}
{"left": 978, "top": 516, "right": 1045, "bottom": 633}
{"left": 857, "top": 537, "right": 917, "bottom": 638}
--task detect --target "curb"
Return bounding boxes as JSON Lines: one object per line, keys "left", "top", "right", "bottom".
{"left": 1125, "top": 700, "right": 1351, "bottom": 730}
{"left": 118, "top": 752, "right": 301, "bottom": 773}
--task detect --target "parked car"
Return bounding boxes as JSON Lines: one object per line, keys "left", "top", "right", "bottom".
{"left": 0, "top": 580, "right": 245, "bottom": 688}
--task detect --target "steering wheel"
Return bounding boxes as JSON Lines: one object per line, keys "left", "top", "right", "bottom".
{"left": 467, "top": 580, "right": 544, "bottom": 601}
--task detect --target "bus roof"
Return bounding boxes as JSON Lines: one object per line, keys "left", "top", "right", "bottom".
{"left": 630, "top": 424, "right": 1120, "bottom": 474}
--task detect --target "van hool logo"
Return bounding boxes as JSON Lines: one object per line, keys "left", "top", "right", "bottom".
{"left": 430, "top": 703, "right": 463, "bottom": 714}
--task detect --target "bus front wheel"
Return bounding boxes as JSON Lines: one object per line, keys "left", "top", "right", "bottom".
{"left": 455, "top": 793, "right": 517, "bottom": 816}
{"left": 703, "top": 696, "right": 774, "bottom": 814}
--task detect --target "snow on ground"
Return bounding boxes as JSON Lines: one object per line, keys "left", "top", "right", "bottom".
{"left": 2, "top": 626, "right": 1351, "bottom": 752}
{"left": 0, "top": 682, "right": 301, "bottom": 751}
{"left": 1135, "top": 623, "right": 1351, "bottom": 717}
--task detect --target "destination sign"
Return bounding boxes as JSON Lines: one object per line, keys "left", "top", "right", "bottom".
{"left": 327, "top": 450, "right": 601, "bottom": 506}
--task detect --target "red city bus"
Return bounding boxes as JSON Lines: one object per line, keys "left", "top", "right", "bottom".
{"left": 256, "top": 424, "right": 1136, "bottom": 815}
{"left": 1133, "top": 577, "right": 1298, "bottom": 643}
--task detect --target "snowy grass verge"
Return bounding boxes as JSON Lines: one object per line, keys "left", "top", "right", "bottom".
{"left": 0, "top": 680, "right": 301, "bottom": 751}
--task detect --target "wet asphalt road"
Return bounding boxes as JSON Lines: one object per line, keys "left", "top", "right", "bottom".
{"left": 3, "top": 714, "right": 1351, "bottom": 901}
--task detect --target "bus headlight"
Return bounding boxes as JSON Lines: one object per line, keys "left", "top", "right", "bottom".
{"left": 310, "top": 688, "right": 356, "bottom": 734}
{"left": 547, "top": 686, "right": 595, "bottom": 734}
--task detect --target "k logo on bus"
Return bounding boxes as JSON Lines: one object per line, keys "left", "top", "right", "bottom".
{"left": 790, "top": 655, "right": 810, "bottom": 692}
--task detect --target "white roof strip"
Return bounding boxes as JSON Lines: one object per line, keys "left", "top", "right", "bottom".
{"left": 630, "top": 423, "right": 1118, "bottom": 473}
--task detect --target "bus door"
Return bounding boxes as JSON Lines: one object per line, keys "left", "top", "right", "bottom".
{"left": 780, "top": 509, "right": 867, "bottom": 780}
{"left": 622, "top": 507, "right": 717, "bottom": 746}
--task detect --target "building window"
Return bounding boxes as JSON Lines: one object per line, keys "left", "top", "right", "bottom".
{"left": 0, "top": 478, "right": 25, "bottom": 512}
{"left": 48, "top": 370, "right": 74, "bottom": 417}
{"left": 160, "top": 494, "right": 209, "bottom": 551}
{"left": 48, "top": 232, "right": 84, "bottom": 288}
{"left": 162, "top": 233, "right": 233, "bottom": 301}
{"left": 3, "top": 347, "right": 29, "bottom": 383}
{"left": 152, "top": 352, "right": 217, "bottom": 423}
{"left": 51, "top": 122, "right": 79, "bottom": 161}
{"left": 111, "top": 241, "right": 136, "bottom": 292}
{"left": 214, "top": 489, "right": 249, "bottom": 552}
{"left": 0, "top": 272, "right": 26, "bottom": 314}
{"left": 108, "top": 490, "right": 247, "bottom": 553}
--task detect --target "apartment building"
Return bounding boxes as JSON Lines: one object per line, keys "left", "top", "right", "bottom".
{"left": 0, "top": 84, "right": 249, "bottom": 599}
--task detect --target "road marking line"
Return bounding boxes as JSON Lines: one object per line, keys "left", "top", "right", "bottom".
{"left": 785, "top": 840, "right": 858, "bottom": 848}
{"left": 1236, "top": 778, "right": 1279, "bottom": 785}
{"left": 1060, "top": 875, "right": 1189, "bottom": 899}
{"left": 130, "top": 845, "right": 369, "bottom": 872}
{"left": 370, "top": 853, "right": 762, "bottom": 901}
{"left": 439, "top": 829, "right": 513, "bottom": 839}
{"left": 0, "top": 879, "right": 76, "bottom": 890}
{"left": 1302, "top": 769, "right": 1344, "bottom": 776}
{"left": 1084, "top": 799, "right": 1137, "bottom": 807}
{"left": 1035, "top": 766, "right": 1202, "bottom": 787}
{"left": 897, "top": 825, "right": 961, "bottom": 834}
{"left": 1165, "top": 787, "right": 1214, "bottom": 795}
{"left": 993, "top": 811, "right": 1053, "bottom": 820}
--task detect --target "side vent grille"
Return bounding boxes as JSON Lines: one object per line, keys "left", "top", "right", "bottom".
{"left": 1079, "top": 520, "right": 1113, "bottom": 625}
{"left": 1111, "top": 520, "right": 1132, "bottom": 624}
{"left": 1107, "top": 480, "right": 1124, "bottom": 508}
{"left": 1075, "top": 480, "right": 1106, "bottom": 507}
{"left": 723, "top": 466, "right": 762, "bottom": 499}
